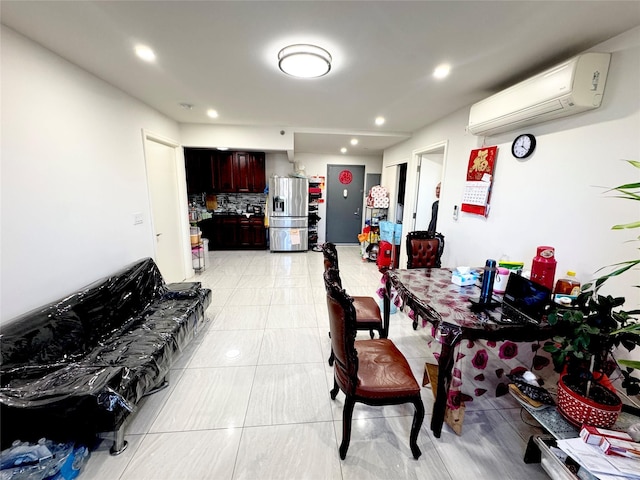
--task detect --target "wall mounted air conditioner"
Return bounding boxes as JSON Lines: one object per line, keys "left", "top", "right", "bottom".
{"left": 467, "top": 52, "right": 611, "bottom": 136}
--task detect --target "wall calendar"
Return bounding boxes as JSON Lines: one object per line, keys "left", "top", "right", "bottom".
{"left": 461, "top": 146, "right": 497, "bottom": 217}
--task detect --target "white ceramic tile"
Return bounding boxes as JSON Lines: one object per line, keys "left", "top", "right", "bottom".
{"left": 236, "top": 274, "right": 276, "bottom": 288}
{"left": 188, "top": 329, "right": 263, "bottom": 367}
{"left": 120, "top": 429, "right": 242, "bottom": 480}
{"left": 270, "top": 286, "right": 316, "bottom": 305}
{"left": 80, "top": 434, "right": 144, "bottom": 480}
{"left": 244, "top": 363, "right": 333, "bottom": 426}
{"left": 337, "top": 416, "right": 454, "bottom": 480}
{"left": 227, "top": 287, "right": 273, "bottom": 305}
{"left": 233, "top": 422, "right": 342, "bottom": 480}
{"left": 266, "top": 304, "right": 317, "bottom": 328}
{"left": 258, "top": 327, "right": 323, "bottom": 364}
{"left": 126, "top": 369, "right": 186, "bottom": 435}
{"left": 211, "top": 305, "right": 269, "bottom": 330}
{"left": 150, "top": 366, "right": 255, "bottom": 432}
{"left": 426, "top": 409, "right": 549, "bottom": 479}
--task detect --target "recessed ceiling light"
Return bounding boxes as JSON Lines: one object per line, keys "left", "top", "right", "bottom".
{"left": 375, "top": 116, "right": 385, "bottom": 126}
{"left": 340, "top": 147, "right": 348, "bottom": 154}
{"left": 278, "top": 44, "right": 332, "bottom": 78}
{"left": 135, "top": 45, "right": 156, "bottom": 62}
{"left": 433, "top": 64, "right": 451, "bottom": 79}
{"left": 207, "top": 109, "right": 219, "bottom": 119}
{"left": 350, "top": 138, "right": 359, "bottom": 146}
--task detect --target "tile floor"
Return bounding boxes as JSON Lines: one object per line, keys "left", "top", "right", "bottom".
{"left": 82, "top": 246, "right": 550, "bottom": 479}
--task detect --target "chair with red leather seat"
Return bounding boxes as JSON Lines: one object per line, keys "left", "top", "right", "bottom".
{"left": 406, "top": 231, "right": 445, "bottom": 269}
{"left": 324, "top": 268, "right": 424, "bottom": 460}
{"left": 321, "top": 243, "right": 384, "bottom": 366}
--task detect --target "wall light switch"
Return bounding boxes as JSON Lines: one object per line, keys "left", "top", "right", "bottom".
{"left": 133, "top": 213, "right": 143, "bottom": 225}
{"left": 453, "top": 205, "right": 459, "bottom": 221}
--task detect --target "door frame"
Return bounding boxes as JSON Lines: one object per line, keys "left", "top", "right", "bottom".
{"left": 142, "top": 129, "right": 192, "bottom": 280}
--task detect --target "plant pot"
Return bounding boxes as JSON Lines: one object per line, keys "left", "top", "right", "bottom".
{"left": 557, "top": 374, "right": 622, "bottom": 428}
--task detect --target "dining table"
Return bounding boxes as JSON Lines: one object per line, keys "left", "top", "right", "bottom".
{"left": 382, "top": 267, "right": 558, "bottom": 438}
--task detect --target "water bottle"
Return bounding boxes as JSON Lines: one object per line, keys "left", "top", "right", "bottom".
{"left": 479, "top": 259, "right": 497, "bottom": 303}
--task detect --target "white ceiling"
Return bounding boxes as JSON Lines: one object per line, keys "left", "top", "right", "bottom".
{"left": 2, "top": 1, "right": 639, "bottom": 156}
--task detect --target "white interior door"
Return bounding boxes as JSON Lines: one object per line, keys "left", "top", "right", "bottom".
{"left": 144, "top": 133, "right": 187, "bottom": 282}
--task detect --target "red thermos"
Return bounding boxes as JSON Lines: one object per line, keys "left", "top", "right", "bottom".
{"left": 531, "top": 246, "right": 557, "bottom": 290}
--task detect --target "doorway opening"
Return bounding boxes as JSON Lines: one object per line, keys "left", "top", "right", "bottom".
{"left": 413, "top": 142, "right": 446, "bottom": 232}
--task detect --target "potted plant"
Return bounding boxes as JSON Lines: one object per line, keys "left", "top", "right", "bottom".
{"left": 543, "top": 160, "right": 640, "bottom": 428}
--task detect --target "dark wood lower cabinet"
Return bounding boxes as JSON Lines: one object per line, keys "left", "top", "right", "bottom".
{"left": 198, "top": 216, "right": 266, "bottom": 250}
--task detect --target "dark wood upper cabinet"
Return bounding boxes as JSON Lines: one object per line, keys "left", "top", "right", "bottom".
{"left": 215, "top": 152, "right": 235, "bottom": 192}
{"left": 184, "top": 148, "right": 214, "bottom": 195}
{"left": 250, "top": 153, "right": 266, "bottom": 192}
{"left": 234, "top": 152, "right": 251, "bottom": 193}
{"left": 185, "top": 148, "right": 266, "bottom": 194}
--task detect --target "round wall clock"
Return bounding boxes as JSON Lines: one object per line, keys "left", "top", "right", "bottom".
{"left": 511, "top": 133, "right": 536, "bottom": 159}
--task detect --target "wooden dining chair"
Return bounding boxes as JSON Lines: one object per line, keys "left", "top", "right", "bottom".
{"left": 324, "top": 268, "right": 425, "bottom": 460}
{"left": 406, "top": 231, "right": 445, "bottom": 269}
{"left": 321, "top": 243, "right": 384, "bottom": 366}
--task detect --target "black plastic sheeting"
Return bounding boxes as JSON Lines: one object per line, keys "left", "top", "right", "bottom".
{"left": 0, "top": 258, "right": 211, "bottom": 447}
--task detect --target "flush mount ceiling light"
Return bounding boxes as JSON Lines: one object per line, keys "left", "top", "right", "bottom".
{"left": 375, "top": 116, "right": 386, "bottom": 126}
{"left": 207, "top": 109, "right": 219, "bottom": 119}
{"left": 278, "top": 44, "right": 332, "bottom": 78}
{"left": 350, "top": 138, "right": 359, "bottom": 146}
{"left": 340, "top": 147, "right": 347, "bottom": 154}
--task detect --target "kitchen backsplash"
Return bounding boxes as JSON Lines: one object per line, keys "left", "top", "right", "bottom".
{"left": 189, "top": 192, "right": 267, "bottom": 217}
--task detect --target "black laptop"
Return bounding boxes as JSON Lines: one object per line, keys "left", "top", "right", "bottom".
{"left": 500, "top": 273, "right": 553, "bottom": 324}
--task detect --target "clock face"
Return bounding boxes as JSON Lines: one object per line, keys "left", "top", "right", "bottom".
{"left": 511, "top": 134, "right": 536, "bottom": 159}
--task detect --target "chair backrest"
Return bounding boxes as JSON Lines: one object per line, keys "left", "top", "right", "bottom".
{"left": 322, "top": 242, "right": 339, "bottom": 272}
{"left": 406, "top": 231, "right": 445, "bottom": 268}
{"left": 324, "top": 268, "right": 358, "bottom": 394}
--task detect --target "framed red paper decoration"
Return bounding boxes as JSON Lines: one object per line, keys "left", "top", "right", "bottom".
{"left": 461, "top": 146, "right": 497, "bottom": 217}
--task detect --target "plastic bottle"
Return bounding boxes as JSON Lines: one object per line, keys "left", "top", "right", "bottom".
{"left": 554, "top": 271, "right": 580, "bottom": 296}
{"left": 530, "top": 246, "right": 557, "bottom": 291}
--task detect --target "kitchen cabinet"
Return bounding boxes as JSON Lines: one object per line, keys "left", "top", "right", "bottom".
{"left": 238, "top": 216, "right": 266, "bottom": 248}
{"left": 214, "top": 153, "right": 235, "bottom": 192}
{"left": 199, "top": 215, "right": 266, "bottom": 250}
{"left": 185, "top": 149, "right": 266, "bottom": 194}
{"left": 184, "top": 148, "right": 214, "bottom": 195}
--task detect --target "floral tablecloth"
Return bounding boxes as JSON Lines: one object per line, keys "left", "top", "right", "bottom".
{"left": 378, "top": 268, "right": 553, "bottom": 411}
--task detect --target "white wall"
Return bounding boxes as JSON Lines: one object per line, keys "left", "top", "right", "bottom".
{"left": 1, "top": 26, "right": 181, "bottom": 323}
{"left": 383, "top": 26, "right": 640, "bottom": 312}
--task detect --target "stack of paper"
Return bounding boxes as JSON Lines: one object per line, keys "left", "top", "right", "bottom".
{"left": 558, "top": 437, "right": 640, "bottom": 480}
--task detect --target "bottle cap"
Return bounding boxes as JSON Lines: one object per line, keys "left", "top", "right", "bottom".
{"left": 567, "top": 271, "right": 576, "bottom": 276}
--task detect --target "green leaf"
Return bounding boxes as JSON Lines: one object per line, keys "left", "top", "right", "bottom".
{"left": 618, "top": 359, "right": 640, "bottom": 370}
{"left": 612, "top": 221, "right": 640, "bottom": 230}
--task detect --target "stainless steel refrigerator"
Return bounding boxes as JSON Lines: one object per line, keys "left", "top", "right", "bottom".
{"left": 269, "top": 176, "right": 309, "bottom": 252}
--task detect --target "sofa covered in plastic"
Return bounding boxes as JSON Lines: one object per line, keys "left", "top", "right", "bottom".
{"left": 0, "top": 257, "right": 212, "bottom": 454}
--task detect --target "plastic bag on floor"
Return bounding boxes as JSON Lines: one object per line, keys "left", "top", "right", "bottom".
{"left": 1, "top": 440, "right": 89, "bottom": 480}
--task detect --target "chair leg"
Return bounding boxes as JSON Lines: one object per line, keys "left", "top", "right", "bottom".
{"left": 328, "top": 349, "right": 335, "bottom": 366}
{"left": 409, "top": 397, "right": 425, "bottom": 459}
{"left": 369, "top": 329, "right": 375, "bottom": 339}
{"left": 339, "top": 395, "right": 356, "bottom": 460}
{"left": 330, "top": 378, "right": 340, "bottom": 400}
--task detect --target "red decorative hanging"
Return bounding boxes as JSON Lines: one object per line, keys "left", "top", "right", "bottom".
{"left": 338, "top": 170, "right": 353, "bottom": 185}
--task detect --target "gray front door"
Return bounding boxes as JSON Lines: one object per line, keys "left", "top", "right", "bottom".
{"left": 326, "top": 165, "right": 365, "bottom": 244}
